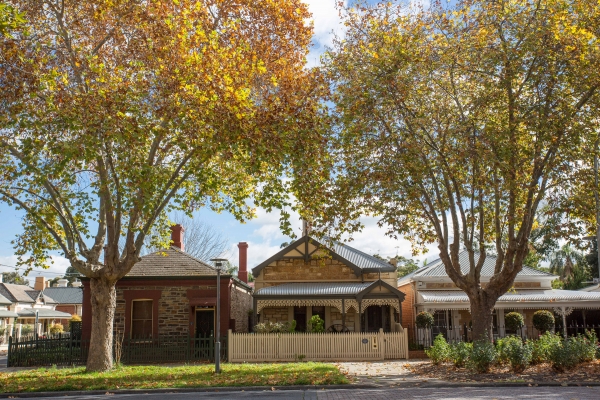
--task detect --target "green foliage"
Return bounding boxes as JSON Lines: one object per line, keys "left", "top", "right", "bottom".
{"left": 287, "top": 320, "right": 297, "bottom": 333}
{"left": 49, "top": 323, "right": 64, "bottom": 335}
{"left": 504, "top": 312, "right": 525, "bottom": 332}
{"left": 497, "top": 336, "right": 531, "bottom": 373}
{"left": 20, "top": 324, "right": 33, "bottom": 335}
{"left": 532, "top": 310, "right": 555, "bottom": 334}
{"left": 1, "top": 271, "right": 29, "bottom": 285}
{"left": 425, "top": 334, "right": 450, "bottom": 365}
{"left": 530, "top": 332, "right": 562, "bottom": 365}
{"left": 415, "top": 312, "right": 434, "bottom": 328}
{"left": 448, "top": 341, "right": 472, "bottom": 368}
{"left": 395, "top": 256, "right": 420, "bottom": 278}
{"left": 468, "top": 340, "right": 496, "bottom": 373}
{"left": 549, "top": 331, "right": 598, "bottom": 372}
{"left": 0, "top": 2, "right": 25, "bottom": 37}
{"left": 307, "top": 315, "right": 324, "bottom": 333}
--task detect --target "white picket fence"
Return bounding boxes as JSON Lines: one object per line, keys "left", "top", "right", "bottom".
{"left": 227, "top": 328, "right": 409, "bottom": 362}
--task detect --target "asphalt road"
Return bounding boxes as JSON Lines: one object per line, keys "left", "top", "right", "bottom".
{"left": 13, "top": 387, "right": 600, "bottom": 400}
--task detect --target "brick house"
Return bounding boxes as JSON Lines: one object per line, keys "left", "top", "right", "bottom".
{"left": 82, "top": 225, "right": 253, "bottom": 340}
{"left": 252, "top": 234, "right": 406, "bottom": 332}
{"left": 398, "top": 250, "right": 600, "bottom": 341}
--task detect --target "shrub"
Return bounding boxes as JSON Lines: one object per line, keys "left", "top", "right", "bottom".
{"left": 307, "top": 315, "right": 325, "bottom": 333}
{"left": 468, "top": 340, "right": 496, "bottom": 373}
{"left": 500, "top": 336, "right": 532, "bottom": 373}
{"left": 416, "top": 312, "right": 434, "bottom": 328}
{"left": 532, "top": 310, "right": 555, "bottom": 334}
{"left": 504, "top": 312, "right": 525, "bottom": 332}
{"left": 549, "top": 339, "right": 580, "bottom": 372}
{"left": 572, "top": 331, "right": 597, "bottom": 363}
{"left": 530, "top": 332, "right": 562, "bottom": 364}
{"left": 49, "top": 323, "right": 64, "bottom": 335}
{"left": 21, "top": 324, "right": 33, "bottom": 335}
{"left": 426, "top": 334, "right": 450, "bottom": 365}
{"left": 495, "top": 336, "right": 513, "bottom": 365}
{"left": 253, "top": 321, "right": 296, "bottom": 333}
{"left": 449, "top": 341, "right": 472, "bottom": 367}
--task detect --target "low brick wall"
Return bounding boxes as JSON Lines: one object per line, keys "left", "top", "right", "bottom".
{"left": 409, "top": 350, "right": 428, "bottom": 359}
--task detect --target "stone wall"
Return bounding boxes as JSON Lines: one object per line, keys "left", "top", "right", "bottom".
{"left": 261, "top": 307, "right": 289, "bottom": 323}
{"left": 230, "top": 284, "right": 252, "bottom": 332}
{"left": 330, "top": 308, "right": 357, "bottom": 331}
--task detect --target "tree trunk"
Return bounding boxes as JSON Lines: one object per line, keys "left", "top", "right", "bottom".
{"left": 86, "top": 277, "right": 117, "bottom": 372}
{"left": 469, "top": 295, "right": 495, "bottom": 343}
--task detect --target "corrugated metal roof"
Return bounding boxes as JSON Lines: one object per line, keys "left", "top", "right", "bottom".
{"left": 419, "top": 289, "right": 600, "bottom": 303}
{"left": 330, "top": 240, "right": 395, "bottom": 271}
{"left": 126, "top": 246, "right": 218, "bottom": 277}
{"left": 42, "top": 288, "right": 83, "bottom": 304}
{"left": 0, "top": 310, "right": 18, "bottom": 318}
{"left": 255, "top": 282, "right": 373, "bottom": 297}
{"left": 17, "top": 308, "right": 73, "bottom": 318}
{"left": 414, "top": 250, "right": 556, "bottom": 278}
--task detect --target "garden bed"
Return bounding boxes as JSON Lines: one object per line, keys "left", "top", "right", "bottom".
{"left": 409, "top": 360, "right": 600, "bottom": 383}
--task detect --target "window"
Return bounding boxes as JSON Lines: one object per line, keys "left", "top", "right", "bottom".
{"left": 131, "top": 300, "right": 153, "bottom": 338}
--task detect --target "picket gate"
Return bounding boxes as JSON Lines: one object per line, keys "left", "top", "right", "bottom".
{"left": 228, "top": 328, "right": 409, "bottom": 362}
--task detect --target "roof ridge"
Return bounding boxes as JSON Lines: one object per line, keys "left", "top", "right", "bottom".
{"left": 167, "top": 246, "right": 218, "bottom": 271}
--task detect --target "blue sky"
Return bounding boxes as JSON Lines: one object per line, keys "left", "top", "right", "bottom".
{"left": 0, "top": 0, "right": 438, "bottom": 282}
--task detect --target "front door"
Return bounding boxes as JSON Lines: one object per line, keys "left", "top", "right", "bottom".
{"left": 195, "top": 308, "right": 215, "bottom": 338}
{"left": 366, "top": 305, "right": 384, "bottom": 332}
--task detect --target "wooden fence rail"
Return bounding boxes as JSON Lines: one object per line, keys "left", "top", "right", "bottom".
{"left": 228, "top": 328, "right": 409, "bottom": 362}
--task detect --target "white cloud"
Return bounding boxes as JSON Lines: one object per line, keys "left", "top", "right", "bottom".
{"left": 0, "top": 254, "right": 71, "bottom": 285}
{"left": 304, "top": 0, "right": 347, "bottom": 67}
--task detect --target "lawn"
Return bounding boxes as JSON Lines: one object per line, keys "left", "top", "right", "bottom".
{"left": 0, "top": 362, "right": 349, "bottom": 393}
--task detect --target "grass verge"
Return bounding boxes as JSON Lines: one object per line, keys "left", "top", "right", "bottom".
{"left": 0, "top": 362, "right": 349, "bottom": 393}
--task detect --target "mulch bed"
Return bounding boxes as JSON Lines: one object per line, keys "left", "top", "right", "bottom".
{"left": 409, "top": 360, "right": 600, "bottom": 383}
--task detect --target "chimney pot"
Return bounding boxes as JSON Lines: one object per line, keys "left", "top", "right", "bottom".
{"left": 170, "top": 224, "right": 185, "bottom": 251}
{"left": 237, "top": 242, "right": 249, "bottom": 283}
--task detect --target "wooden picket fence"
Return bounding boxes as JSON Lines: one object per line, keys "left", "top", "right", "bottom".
{"left": 227, "top": 328, "right": 409, "bottom": 362}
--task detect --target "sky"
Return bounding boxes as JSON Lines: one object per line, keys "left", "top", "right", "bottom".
{"left": 0, "top": 0, "right": 440, "bottom": 284}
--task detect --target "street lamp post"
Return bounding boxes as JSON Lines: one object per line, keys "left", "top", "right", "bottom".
{"left": 210, "top": 258, "right": 227, "bottom": 374}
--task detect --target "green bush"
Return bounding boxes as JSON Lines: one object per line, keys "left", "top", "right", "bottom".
{"left": 416, "top": 312, "right": 434, "bottom": 328}
{"left": 426, "top": 334, "right": 450, "bottom": 365}
{"left": 449, "top": 341, "right": 472, "bottom": 367}
{"left": 495, "top": 336, "right": 512, "bottom": 365}
{"left": 571, "top": 331, "right": 597, "bottom": 363}
{"left": 504, "top": 312, "right": 525, "bottom": 332}
{"left": 549, "top": 339, "right": 580, "bottom": 372}
{"left": 532, "top": 310, "right": 555, "bottom": 334}
{"left": 501, "top": 336, "right": 532, "bottom": 373}
{"left": 530, "top": 332, "right": 562, "bottom": 364}
{"left": 307, "top": 315, "right": 325, "bottom": 333}
{"left": 21, "top": 324, "right": 34, "bottom": 335}
{"left": 468, "top": 340, "right": 496, "bottom": 373}
{"left": 49, "top": 323, "right": 64, "bottom": 335}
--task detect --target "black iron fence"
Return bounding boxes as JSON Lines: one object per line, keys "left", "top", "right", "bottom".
{"left": 7, "top": 334, "right": 228, "bottom": 367}
{"left": 408, "top": 324, "right": 600, "bottom": 349}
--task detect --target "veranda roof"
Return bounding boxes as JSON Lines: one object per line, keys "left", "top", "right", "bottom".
{"left": 0, "top": 310, "right": 18, "bottom": 318}
{"left": 17, "top": 308, "right": 72, "bottom": 319}
{"left": 254, "top": 282, "right": 373, "bottom": 297}
{"left": 419, "top": 289, "right": 600, "bottom": 306}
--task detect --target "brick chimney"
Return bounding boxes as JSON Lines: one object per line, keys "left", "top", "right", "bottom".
{"left": 34, "top": 276, "right": 46, "bottom": 291}
{"left": 170, "top": 224, "right": 185, "bottom": 251}
{"left": 237, "top": 242, "right": 248, "bottom": 283}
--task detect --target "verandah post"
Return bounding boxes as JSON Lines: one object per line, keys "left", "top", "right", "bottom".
{"left": 227, "top": 329, "right": 232, "bottom": 362}
{"left": 7, "top": 335, "right": 11, "bottom": 367}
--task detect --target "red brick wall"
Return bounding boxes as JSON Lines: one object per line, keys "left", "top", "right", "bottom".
{"left": 398, "top": 282, "right": 415, "bottom": 328}
{"left": 55, "top": 305, "right": 77, "bottom": 326}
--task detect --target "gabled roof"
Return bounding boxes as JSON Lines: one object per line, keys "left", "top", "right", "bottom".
{"left": 252, "top": 235, "right": 396, "bottom": 277}
{"left": 125, "top": 246, "right": 219, "bottom": 277}
{"left": 42, "top": 287, "right": 83, "bottom": 304}
{"left": 398, "top": 250, "right": 557, "bottom": 285}
{"left": 0, "top": 283, "right": 37, "bottom": 303}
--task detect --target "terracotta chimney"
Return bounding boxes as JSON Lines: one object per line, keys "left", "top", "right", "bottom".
{"left": 170, "top": 224, "right": 185, "bottom": 251}
{"left": 238, "top": 242, "right": 248, "bottom": 283}
{"left": 34, "top": 276, "right": 46, "bottom": 291}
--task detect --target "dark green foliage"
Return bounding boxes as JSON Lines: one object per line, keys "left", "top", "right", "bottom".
{"left": 532, "top": 310, "right": 555, "bottom": 333}
{"left": 530, "top": 332, "right": 562, "bottom": 364}
{"left": 449, "top": 341, "right": 472, "bottom": 368}
{"left": 425, "top": 334, "right": 450, "bottom": 365}
{"left": 468, "top": 340, "right": 496, "bottom": 373}
{"left": 497, "top": 336, "right": 532, "bottom": 373}
{"left": 504, "top": 312, "right": 525, "bottom": 331}
{"left": 307, "top": 315, "right": 324, "bottom": 333}
{"left": 549, "top": 331, "right": 597, "bottom": 372}
{"left": 416, "top": 311, "right": 434, "bottom": 328}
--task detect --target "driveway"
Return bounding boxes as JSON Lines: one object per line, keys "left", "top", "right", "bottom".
{"left": 0, "top": 355, "right": 7, "bottom": 370}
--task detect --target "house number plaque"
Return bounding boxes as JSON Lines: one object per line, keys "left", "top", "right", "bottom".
{"left": 361, "top": 338, "right": 368, "bottom": 344}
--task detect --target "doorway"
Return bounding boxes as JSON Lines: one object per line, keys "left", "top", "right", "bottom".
{"left": 195, "top": 308, "right": 215, "bottom": 338}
